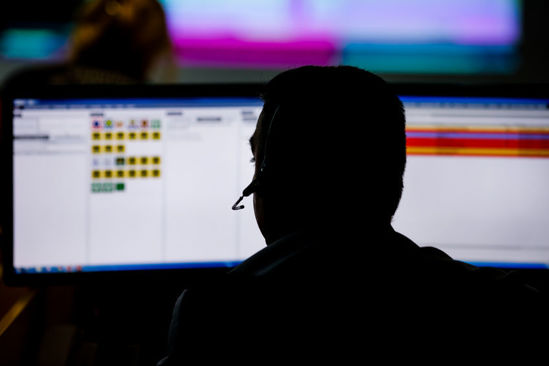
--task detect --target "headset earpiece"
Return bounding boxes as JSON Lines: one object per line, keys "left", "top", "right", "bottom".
{"left": 232, "top": 105, "right": 281, "bottom": 210}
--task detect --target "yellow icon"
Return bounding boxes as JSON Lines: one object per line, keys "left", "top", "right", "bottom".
{"left": 92, "top": 132, "right": 101, "bottom": 140}
{"left": 128, "top": 169, "right": 137, "bottom": 178}
{"left": 128, "top": 156, "right": 137, "bottom": 165}
{"left": 152, "top": 132, "right": 161, "bottom": 140}
{"left": 129, "top": 132, "right": 137, "bottom": 140}
{"left": 116, "top": 145, "right": 125, "bottom": 153}
{"left": 92, "top": 170, "right": 102, "bottom": 179}
{"left": 92, "top": 145, "right": 101, "bottom": 154}
{"left": 151, "top": 169, "right": 161, "bottom": 178}
{"left": 104, "top": 145, "right": 113, "bottom": 153}
{"left": 140, "top": 169, "right": 148, "bottom": 177}
{"left": 116, "top": 132, "right": 126, "bottom": 140}
{"left": 140, "top": 131, "right": 149, "bottom": 140}
{"left": 115, "top": 170, "right": 125, "bottom": 178}
{"left": 140, "top": 156, "right": 149, "bottom": 165}
{"left": 104, "top": 132, "right": 113, "bottom": 140}
{"left": 152, "top": 156, "right": 161, "bottom": 165}
{"left": 104, "top": 170, "right": 113, "bottom": 178}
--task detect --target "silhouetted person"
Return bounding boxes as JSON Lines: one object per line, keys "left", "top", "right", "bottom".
{"left": 2, "top": 0, "right": 174, "bottom": 88}
{"left": 159, "top": 66, "right": 549, "bottom": 364}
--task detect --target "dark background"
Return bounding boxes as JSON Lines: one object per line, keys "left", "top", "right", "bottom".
{"left": 1, "top": 1, "right": 549, "bottom": 365}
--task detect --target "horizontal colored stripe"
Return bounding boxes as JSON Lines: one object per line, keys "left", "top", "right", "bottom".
{"left": 407, "top": 131, "right": 549, "bottom": 140}
{"left": 466, "top": 261, "right": 549, "bottom": 269}
{"left": 406, "top": 124, "right": 549, "bottom": 157}
{"left": 407, "top": 137, "right": 549, "bottom": 149}
{"left": 407, "top": 146, "right": 549, "bottom": 157}
{"left": 15, "top": 97, "right": 263, "bottom": 109}
{"left": 407, "top": 126, "right": 549, "bottom": 134}
{"left": 15, "top": 261, "right": 243, "bottom": 274}
{"left": 400, "top": 96, "right": 549, "bottom": 105}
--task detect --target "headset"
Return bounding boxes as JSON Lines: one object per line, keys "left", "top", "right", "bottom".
{"left": 232, "top": 105, "right": 281, "bottom": 211}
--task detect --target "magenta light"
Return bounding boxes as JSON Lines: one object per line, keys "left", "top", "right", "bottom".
{"left": 173, "top": 38, "right": 337, "bottom": 68}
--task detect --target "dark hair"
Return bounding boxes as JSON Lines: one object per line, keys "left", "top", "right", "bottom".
{"left": 253, "top": 66, "right": 406, "bottom": 223}
{"left": 69, "top": 0, "right": 172, "bottom": 80}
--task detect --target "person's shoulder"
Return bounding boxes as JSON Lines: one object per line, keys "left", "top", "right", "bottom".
{"left": 401, "top": 232, "right": 549, "bottom": 311}
{"left": 229, "top": 231, "right": 316, "bottom": 277}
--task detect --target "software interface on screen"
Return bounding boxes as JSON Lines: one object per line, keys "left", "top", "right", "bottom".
{"left": 393, "top": 96, "right": 549, "bottom": 268}
{"left": 11, "top": 93, "right": 549, "bottom": 273}
{"left": 12, "top": 97, "right": 265, "bottom": 273}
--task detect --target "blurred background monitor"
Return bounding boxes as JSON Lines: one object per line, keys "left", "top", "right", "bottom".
{"left": 3, "top": 0, "right": 549, "bottom": 83}
{"left": 163, "top": 0, "right": 522, "bottom": 74}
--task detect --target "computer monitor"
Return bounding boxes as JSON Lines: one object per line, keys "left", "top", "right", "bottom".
{"left": 2, "top": 83, "right": 549, "bottom": 285}
{"left": 2, "top": 84, "right": 266, "bottom": 284}
{"left": 392, "top": 84, "right": 549, "bottom": 269}
{"left": 162, "top": 0, "right": 522, "bottom": 74}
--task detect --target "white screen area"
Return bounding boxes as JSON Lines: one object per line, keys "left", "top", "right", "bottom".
{"left": 392, "top": 97, "right": 549, "bottom": 268}
{"left": 13, "top": 98, "right": 264, "bottom": 272}
{"left": 12, "top": 95, "right": 549, "bottom": 272}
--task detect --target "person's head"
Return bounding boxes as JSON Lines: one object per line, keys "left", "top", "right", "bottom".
{"left": 69, "top": 0, "right": 174, "bottom": 81}
{"left": 248, "top": 66, "right": 406, "bottom": 243}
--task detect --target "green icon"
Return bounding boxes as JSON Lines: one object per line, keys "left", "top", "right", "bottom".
{"left": 116, "top": 183, "right": 125, "bottom": 191}
{"left": 151, "top": 120, "right": 161, "bottom": 129}
{"left": 92, "top": 183, "right": 102, "bottom": 193}
{"left": 102, "top": 182, "right": 113, "bottom": 192}
{"left": 115, "top": 157, "right": 125, "bottom": 166}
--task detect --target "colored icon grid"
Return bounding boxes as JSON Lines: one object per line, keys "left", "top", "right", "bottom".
{"left": 90, "top": 117, "right": 162, "bottom": 193}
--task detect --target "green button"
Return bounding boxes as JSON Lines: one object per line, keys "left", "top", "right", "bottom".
{"left": 102, "top": 183, "right": 113, "bottom": 192}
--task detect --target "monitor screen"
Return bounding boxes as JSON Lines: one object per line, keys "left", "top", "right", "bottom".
{"left": 0, "top": 0, "right": 522, "bottom": 74}
{"left": 3, "top": 83, "right": 549, "bottom": 285}
{"left": 393, "top": 91, "right": 549, "bottom": 269}
{"left": 162, "top": 0, "right": 522, "bottom": 74}
{"left": 4, "top": 85, "right": 265, "bottom": 283}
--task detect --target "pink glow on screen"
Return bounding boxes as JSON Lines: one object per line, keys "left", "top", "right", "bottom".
{"left": 173, "top": 38, "right": 337, "bottom": 68}
{"left": 161, "top": 0, "right": 521, "bottom": 68}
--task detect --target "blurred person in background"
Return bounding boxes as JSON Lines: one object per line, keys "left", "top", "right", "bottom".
{"left": 2, "top": 0, "right": 176, "bottom": 88}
